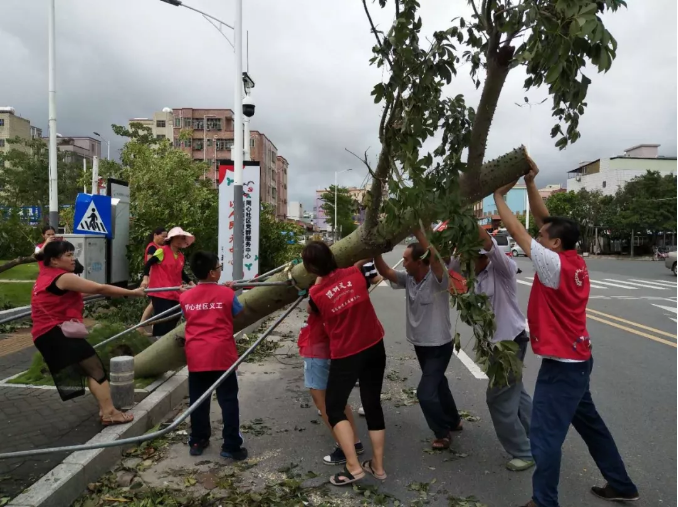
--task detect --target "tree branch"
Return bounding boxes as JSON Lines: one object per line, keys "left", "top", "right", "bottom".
{"left": 0, "top": 256, "right": 37, "bottom": 276}
{"left": 363, "top": 0, "right": 394, "bottom": 69}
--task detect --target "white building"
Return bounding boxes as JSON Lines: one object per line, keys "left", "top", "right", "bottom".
{"left": 128, "top": 108, "right": 174, "bottom": 140}
{"left": 287, "top": 201, "right": 304, "bottom": 220}
{"left": 567, "top": 144, "right": 676, "bottom": 196}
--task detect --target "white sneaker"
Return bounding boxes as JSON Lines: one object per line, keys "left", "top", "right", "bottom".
{"left": 358, "top": 406, "right": 365, "bottom": 416}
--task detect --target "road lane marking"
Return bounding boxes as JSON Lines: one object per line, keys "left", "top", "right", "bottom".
{"left": 604, "top": 279, "right": 668, "bottom": 290}
{"left": 586, "top": 308, "right": 676, "bottom": 339}
{"left": 652, "top": 304, "right": 677, "bottom": 314}
{"left": 587, "top": 315, "right": 676, "bottom": 348}
{"left": 523, "top": 277, "right": 609, "bottom": 289}
{"left": 588, "top": 280, "right": 638, "bottom": 290}
{"left": 517, "top": 280, "right": 532, "bottom": 287}
{"left": 629, "top": 278, "right": 677, "bottom": 287}
{"left": 454, "top": 349, "right": 488, "bottom": 379}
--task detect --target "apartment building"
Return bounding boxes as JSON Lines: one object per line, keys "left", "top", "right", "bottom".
{"left": 567, "top": 143, "right": 676, "bottom": 196}
{"left": 128, "top": 108, "right": 175, "bottom": 140}
{"left": 41, "top": 135, "right": 101, "bottom": 163}
{"left": 0, "top": 107, "right": 38, "bottom": 155}
{"left": 168, "top": 108, "right": 288, "bottom": 217}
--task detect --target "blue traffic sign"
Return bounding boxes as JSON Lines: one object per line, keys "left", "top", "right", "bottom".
{"left": 73, "top": 193, "right": 112, "bottom": 238}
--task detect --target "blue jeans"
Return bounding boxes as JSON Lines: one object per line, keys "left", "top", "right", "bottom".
{"left": 188, "top": 371, "right": 243, "bottom": 452}
{"left": 531, "top": 358, "right": 637, "bottom": 507}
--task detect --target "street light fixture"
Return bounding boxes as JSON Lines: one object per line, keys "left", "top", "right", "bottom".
{"left": 93, "top": 131, "right": 110, "bottom": 160}
{"left": 334, "top": 169, "right": 352, "bottom": 242}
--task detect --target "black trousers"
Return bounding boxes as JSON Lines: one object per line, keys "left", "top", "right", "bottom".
{"left": 414, "top": 341, "right": 461, "bottom": 438}
{"left": 326, "top": 340, "right": 386, "bottom": 431}
{"left": 188, "top": 371, "right": 243, "bottom": 452}
{"left": 150, "top": 296, "right": 181, "bottom": 337}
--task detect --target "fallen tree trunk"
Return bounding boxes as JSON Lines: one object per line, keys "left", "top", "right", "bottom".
{"left": 134, "top": 147, "right": 530, "bottom": 378}
{"left": 0, "top": 256, "right": 37, "bottom": 276}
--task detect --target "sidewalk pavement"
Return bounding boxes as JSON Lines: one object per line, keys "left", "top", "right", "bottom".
{"left": 0, "top": 332, "right": 101, "bottom": 500}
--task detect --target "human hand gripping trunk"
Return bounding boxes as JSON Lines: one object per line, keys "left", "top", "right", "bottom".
{"left": 374, "top": 255, "right": 398, "bottom": 284}
{"left": 524, "top": 155, "right": 550, "bottom": 230}
{"left": 494, "top": 181, "right": 533, "bottom": 259}
{"left": 413, "top": 227, "right": 445, "bottom": 282}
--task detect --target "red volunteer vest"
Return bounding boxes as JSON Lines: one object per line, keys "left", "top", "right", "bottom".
{"left": 527, "top": 250, "right": 591, "bottom": 360}
{"left": 148, "top": 245, "right": 185, "bottom": 301}
{"left": 180, "top": 283, "right": 238, "bottom": 372}
{"left": 309, "top": 266, "right": 384, "bottom": 360}
{"left": 31, "top": 267, "right": 84, "bottom": 340}
{"left": 144, "top": 242, "right": 157, "bottom": 262}
{"left": 297, "top": 312, "right": 330, "bottom": 359}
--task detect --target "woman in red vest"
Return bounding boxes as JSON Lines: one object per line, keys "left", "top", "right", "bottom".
{"left": 140, "top": 227, "right": 195, "bottom": 337}
{"left": 34, "top": 225, "right": 57, "bottom": 271}
{"left": 32, "top": 241, "right": 145, "bottom": 424}
{"left": 303, "top": 241, "right": 387, "bottom": 486}
{"left": 138, "top": 227, "right": 167, "bottom": 330}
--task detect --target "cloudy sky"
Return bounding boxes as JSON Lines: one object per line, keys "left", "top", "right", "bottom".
{"left": 1, "top": 0, "right": 675, "bottom": 210}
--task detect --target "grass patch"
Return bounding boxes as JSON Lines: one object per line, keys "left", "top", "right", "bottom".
{"left": 7, "top": 322, "right": 160, "bottom": 388}
{"left": 0, "top": 261, "right": 39, "bottom": 280}
{"left": 0, "top": 282, "right": 32, "bottom": 308}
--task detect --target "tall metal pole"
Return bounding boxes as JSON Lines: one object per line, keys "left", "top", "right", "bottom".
{"left": 243, "top": 117, "right": 251, "bottom": 161}
{"left": 231, "top": 0, "right": 244, "bottom": 282}
{"left": 525, "top": 104, "right": 531, "bottom": 234}
{"left": 91, "top": 156, "right": 99, "bottom": 195}
{"left": 47, "top": 0, "right": 59, "bottom": 229}
{"left": 334, "top": 172, "right": 338, "bottom": 242}
{"left": 106, "top": 141, "right": 110, "bottom": 160}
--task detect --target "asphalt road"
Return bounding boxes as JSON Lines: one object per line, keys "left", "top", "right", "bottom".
{"left": 367, "top": 249, "right": 677, "bottom": 506}
{"left": 140, "top": 250, "right": 676, "bottom": 507}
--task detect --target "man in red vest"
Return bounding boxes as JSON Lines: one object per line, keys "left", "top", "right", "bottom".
{"left": 495, "top": 157, "right": 639, "bottom": 507}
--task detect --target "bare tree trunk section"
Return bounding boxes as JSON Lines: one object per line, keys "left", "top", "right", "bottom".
{"left": 0, "top": 256, "right": 37, "bottom": 276}
{"left": 134, "top": 147, "right": 530, "bottom": 378}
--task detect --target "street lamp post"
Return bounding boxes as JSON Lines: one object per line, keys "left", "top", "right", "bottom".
{"left": 334, "top": 169, "right": 352, "bottom": 242}
{"left": 93, "top": 132, "right": 110, "bottom": 160}
{"left": 47, "top": 0, "right": 59, "bottom": 229}
{"left": 159, "top": 0, "right": 246, "bottom": 283}
{"left": 515, "top": 97, "right": 547, "bottom": 234}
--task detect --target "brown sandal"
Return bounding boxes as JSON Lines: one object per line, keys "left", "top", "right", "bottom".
{"left": 432, "top": 433, "right": 451, "bottom": 450}
{"left": 101, "top": 411, "right": 134, "bottom": 426}
{"left": 361, "top": 460, "right": 387, "bottom": 480}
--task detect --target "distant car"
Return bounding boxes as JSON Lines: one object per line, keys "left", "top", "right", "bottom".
{"left": 665, "top": 251, "right": 677, "bottom": 276}
{"left": 494, "top": 233, "right": 513, "bottom": 257}
{"left": 510, "top": 243, "right": 526, "bottom": 257}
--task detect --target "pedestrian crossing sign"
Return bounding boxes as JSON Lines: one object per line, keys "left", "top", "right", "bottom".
{"left": 73, "top": 193, "right": 112, "bottom": 238}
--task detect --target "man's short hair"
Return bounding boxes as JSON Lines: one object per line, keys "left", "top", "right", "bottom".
{"left": 543, "top": 217, "right": 580, "bottom": 250}
{"left": 190, "top": 251, "right": 219, "bottom": 280}
{"left": 406, "top": 242, "right": 430, "bottom": 265}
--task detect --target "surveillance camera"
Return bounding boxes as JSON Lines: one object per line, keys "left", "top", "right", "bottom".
{"left": 243, "top": 95, "right": 255, "bottom": 118}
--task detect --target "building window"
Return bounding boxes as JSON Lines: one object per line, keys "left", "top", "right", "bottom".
{"left": 216, "top": 139, "right": 234, "bottom": 151}
{"left": 194, "top": 141, "right": 203, "bottom": 151}
{"left": 0, "top": 139, "right": 5, "bottom": 147}
{"left": 156, "top": 134, "right": 166, "bottom": 140}
{"left": 0, "top": 119, "right": 4, "bottom": 127}
{"left": 250, "top": 138, "right": 255, "bottom": 147}
{"left": 174, "top": 139, "right": 181, "bottom": 148}
{"left": 193, "top": 120, "right": 204, "bottom": 130}
{"left": 206, "top": 118, "right": 222, "bottom": 130}
{"left": 184, "top": 139, "right": 192, "bottom": 148}
{"left": 602, "top": 181, "right": 606, "bottom": 188}
{"left": 174, "top": 117, "right": 181, "bottom": 128}
{"left": 156, "top": 120, "right": 166, "bottom": 128}
{"left": 207, "top": 139, "right": 212, "bottom": 147}
{"left": 183, "top": 118, "right": 192, "bottom": 128}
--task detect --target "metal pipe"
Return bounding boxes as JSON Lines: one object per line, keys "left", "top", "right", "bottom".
{"left": 92, "top": 304, "right": 182, "bottom": 350}
{"left": 0, "top": 295, "right": 105, "bottom": 326}
{"left": 0, "top": 296, "right": 304, "bottom": 460}
{"left": 231, "top": 0, "right": 244, "bottom": 285}
{"left": 143, "top": 281, "right": 291, "bottom": 293}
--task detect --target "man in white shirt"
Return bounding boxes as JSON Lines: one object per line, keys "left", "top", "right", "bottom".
{"left": 448, "top": 224, "right": 533, "bottom": 472}
{"left": 496, "top": 157, "right": 638, "bottom": 507}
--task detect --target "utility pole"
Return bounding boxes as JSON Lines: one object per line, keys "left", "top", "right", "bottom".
{"left": 231, "top": 0, "right": 244, "bottom": 283}
{"left": 48, "top": 0, "right": 59, "bottom": 229}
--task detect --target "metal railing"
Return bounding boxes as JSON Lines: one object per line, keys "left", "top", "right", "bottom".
{"left": 0, "top": 296, "right": 304, "bottom": 460}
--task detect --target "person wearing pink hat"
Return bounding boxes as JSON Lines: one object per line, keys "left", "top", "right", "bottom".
{"left": 141, "top": 226, "right": 196, "bottom": 337}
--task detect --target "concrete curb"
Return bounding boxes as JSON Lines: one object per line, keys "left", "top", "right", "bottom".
{"left": 7, "top": 367, "right": 189, "bottom": 507}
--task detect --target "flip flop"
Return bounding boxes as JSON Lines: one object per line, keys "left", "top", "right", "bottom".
{"left": 329, "top": 466, "right": 365, "bottom": 486}
{"left": 361, "top": 460, "right": 387, "bottom": 480}
{"left": 101, "top": 412, "right": 134, "bottom": 426}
